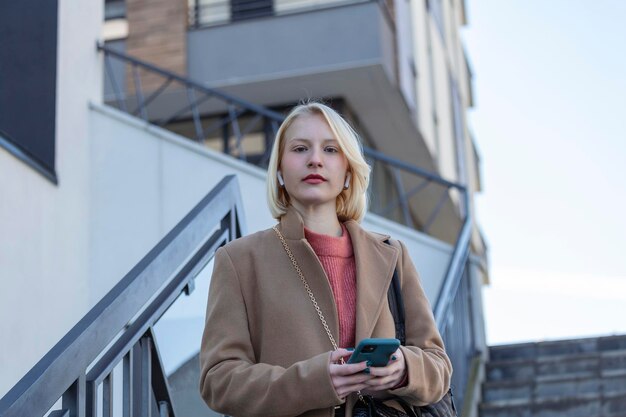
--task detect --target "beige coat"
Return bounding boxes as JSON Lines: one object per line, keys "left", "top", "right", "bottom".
{"left": 199, "top": 208, "right": 452, "bottom": 416}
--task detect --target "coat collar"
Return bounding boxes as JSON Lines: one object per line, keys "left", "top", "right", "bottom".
{"left": 277, "top": 206, "right": 399, "bottom": 344}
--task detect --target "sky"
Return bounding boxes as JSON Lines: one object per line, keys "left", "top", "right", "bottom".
{"left": 463, "top": 1, "right": 626, "bottom": 345}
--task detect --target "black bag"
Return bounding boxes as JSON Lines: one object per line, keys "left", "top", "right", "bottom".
{"left": 351, "top": 251, "right": 458, "bottom": 417}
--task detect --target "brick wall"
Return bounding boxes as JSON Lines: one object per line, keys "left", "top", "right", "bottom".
{"left": 126, "top": 0, "right": 187, "bottom": 92}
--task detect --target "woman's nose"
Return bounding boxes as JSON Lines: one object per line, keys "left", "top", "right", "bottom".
{"left": 307, "top": 149, "right": 323, "bottom": 167}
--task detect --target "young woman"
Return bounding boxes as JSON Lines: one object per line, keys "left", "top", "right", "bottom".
{"left": 199, "top": 102, "right": 452, "bottom": 416}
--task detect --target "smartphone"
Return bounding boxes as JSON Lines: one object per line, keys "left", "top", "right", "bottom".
{"left": 347, "top": 338, "right": 400, "bottom": 367}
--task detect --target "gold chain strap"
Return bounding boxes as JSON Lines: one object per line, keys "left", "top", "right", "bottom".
{"left": 272, "top": 226, "right": 339, "bottom": 352}
{"left": 274, "top": 225, "right": 368, "bottom": 402}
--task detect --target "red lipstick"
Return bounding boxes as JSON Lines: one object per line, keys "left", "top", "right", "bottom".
{"left": 303, "top": 174, "right": 326, "bottom": 184}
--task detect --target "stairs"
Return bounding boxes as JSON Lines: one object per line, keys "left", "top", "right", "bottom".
{"left": 480, "top": 334, "right": 626, "bottom": 417}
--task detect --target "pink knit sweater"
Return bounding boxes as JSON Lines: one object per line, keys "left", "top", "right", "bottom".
{"left": 304, "top": 224, "right": 357, "bottom": 349}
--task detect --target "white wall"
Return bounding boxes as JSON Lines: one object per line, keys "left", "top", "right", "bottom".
{"left": 0, "top": 0, "right": 102, "bottom": 398}
{"left": 88, "top": 105, "right": 277, "bottom": 300}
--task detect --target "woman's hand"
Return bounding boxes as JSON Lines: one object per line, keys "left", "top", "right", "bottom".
{"left": 363, "top": 348, "right": 407, "bottom": 391}
{"left": 329, "top": 349, "right": 375, "bottom": 398}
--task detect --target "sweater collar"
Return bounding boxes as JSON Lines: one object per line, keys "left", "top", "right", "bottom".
{"left": 304, "top": 223, "right": 353, "bottom": 258}
{"left": 278, "top": 205, "right": 391, "bottom": 243}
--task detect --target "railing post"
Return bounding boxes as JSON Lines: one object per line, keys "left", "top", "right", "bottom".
{"left": 391, "top": 168, "right": 414, "bottom": 228}
{"left": 85, "top": 379, "right": 97, "bottom": 417}
{"left": 104, "top": 54, "right": 127, "bottom": 112}
{"left": 187, "top": 87, "right": 204, "bottom": 142}
{"left": 141, "top": 337, "right": 152, "bottom": 417}
{"left": 132, "top": 343, "right": 142, "bottom": 417}
{"left": 123, "top": 350, "right": 132, "bottom": 417}
{"left": 228, "top": 105, "right": 245, "bottom": 160}
{"left": 103, "top": 374, "right": 113, "bottom": 417}
{"left": 222, "top": 123, "right": 230, "bottom": 155}
{"left": 132, "top": 64, "right": 148, "bottom": 121}
{"left": 62, "top": 373, "right": 86, "bottom": 417}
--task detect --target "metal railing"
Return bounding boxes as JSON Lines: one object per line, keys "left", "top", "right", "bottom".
{"left": 0, "top": 176, "right": 246, "bottom": 417}
{"left": 98, "top": 43, "right": 478, "bottom": 413}
{"left": 439, "top": 257, "right": 478, "bottom": 413}
{"left": 188, "top": 0, "right": 389, "bottom": 29}
{"left": 99, "top": 42, "right": 465, "bottom": 238}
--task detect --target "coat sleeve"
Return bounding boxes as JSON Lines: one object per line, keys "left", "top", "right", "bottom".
{"left": 199, "top": 246, "right": 343, "bottom": 416}
{"left": 387, "top": 240, "right": 453, "bottom": 405}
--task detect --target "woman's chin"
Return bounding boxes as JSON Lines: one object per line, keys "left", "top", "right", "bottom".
{"left": 291, "top": 197, "right": 337, "bottom": 211}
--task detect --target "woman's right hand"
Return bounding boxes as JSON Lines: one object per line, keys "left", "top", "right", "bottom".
{"left": 329, "top": 349, "right": 374, "bottom": 398}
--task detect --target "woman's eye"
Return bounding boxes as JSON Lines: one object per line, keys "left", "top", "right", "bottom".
{"left": 293, "top": 146, "right": 307, "bottom": 152}
{"left": 325, "top": 147, "right": 339, "bottom": 153}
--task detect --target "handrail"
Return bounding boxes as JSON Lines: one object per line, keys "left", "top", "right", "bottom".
{"left": 98, "top": 44, "right": 284, "bottom": 122}
{"left": 0, "top": 175, "right": 246, "bottom": 417}
{"left": 362, "top": 147, "right": 465, "bottom": 192}
{"left": 434, "top": 189, "right": 472, "bottom": 333}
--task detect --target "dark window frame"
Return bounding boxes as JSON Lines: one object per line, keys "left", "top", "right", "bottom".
{"left": 0, "top": 129, "right": 58, "bottom": 184}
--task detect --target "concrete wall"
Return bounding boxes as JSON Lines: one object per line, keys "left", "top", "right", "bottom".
{"left": 88, "top": 104, "right": 277, "bottom": 300}
{"left": 0, "top": 0, "right": 102, "bottom": 398}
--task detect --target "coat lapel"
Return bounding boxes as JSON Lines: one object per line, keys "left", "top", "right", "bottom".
{"left": 345, "top": 221, "right": 399, "bottom": 344}
{"left": 277, "top": 208, "right": 340, "bottom": 347}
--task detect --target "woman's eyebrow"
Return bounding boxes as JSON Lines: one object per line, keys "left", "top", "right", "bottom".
{"left": 288, "top": 138, "right": 338, "bottom": 143}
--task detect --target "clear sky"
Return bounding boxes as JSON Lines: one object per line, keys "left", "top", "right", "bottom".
{"left": 463, "top": 1, "right": 626, "bottom": 345}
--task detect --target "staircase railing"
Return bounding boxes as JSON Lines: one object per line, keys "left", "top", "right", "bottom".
{"left": 0, "top": 175, "right": 246, "bottom": 417}
{"left": 97, "top": 43, "right": 479, "bottom": 413}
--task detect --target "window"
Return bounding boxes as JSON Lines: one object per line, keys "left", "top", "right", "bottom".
{"left": 105, "top": 0, "right": 126, "bottom": 20}
{"left": 231, "top": 0, "right": 273, "bottom": 21}
{"left": 0, "top": 0, "right": 59, "bottom": 183}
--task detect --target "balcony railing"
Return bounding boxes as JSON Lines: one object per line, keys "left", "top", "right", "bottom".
{"left": 189, "top": 0, "right": 380, "bottom": 28}
{"left": 100, "top": 42, "right": 462, "bottom": 236}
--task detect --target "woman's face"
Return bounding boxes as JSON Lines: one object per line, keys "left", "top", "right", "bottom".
{"left": 279, "top": 114, "right": 349, "bottom": 213}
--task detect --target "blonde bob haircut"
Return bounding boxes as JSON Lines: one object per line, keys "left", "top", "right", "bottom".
{"left": 266, "top": 102, "right": 371, "bottom": 222}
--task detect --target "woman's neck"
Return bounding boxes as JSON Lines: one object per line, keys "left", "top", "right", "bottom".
{"left": 292, "top": 204, "right": 342, "bottom": 237}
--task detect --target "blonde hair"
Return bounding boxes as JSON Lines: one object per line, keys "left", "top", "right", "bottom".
{"left": 266, "top": 102, "right": 370, "bottom": 222}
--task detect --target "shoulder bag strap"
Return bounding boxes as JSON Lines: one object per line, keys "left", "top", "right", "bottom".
{"left": 385, "top": 240, "right": 406, "bottom": 345}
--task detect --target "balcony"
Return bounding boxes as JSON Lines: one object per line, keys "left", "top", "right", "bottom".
{"left": 186, "top": 0, "right": 437, "bottom": 171}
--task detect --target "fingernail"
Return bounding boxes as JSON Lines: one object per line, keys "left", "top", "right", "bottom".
{"left": 366, "top": 361, "right": 372, "bottom": 367}
{"left": 391, "top": 355, "right": 397, "bottom": 361}
{"left": 364, "top": 367, "right": 370, "bottom": 374}
{"left": 346, "top": 347, "right": 355, "bottom": 351}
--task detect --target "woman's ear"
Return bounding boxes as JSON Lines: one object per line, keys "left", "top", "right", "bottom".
{"left": 344, "top": 172, "right": 352, "bottom": 189}
{"left": 277, "top": 171, "right": 285, "bottom": 187}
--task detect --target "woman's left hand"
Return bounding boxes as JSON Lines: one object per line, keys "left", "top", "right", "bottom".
{"left": 363, "top": 348, "right": 407, "bottom": 391}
